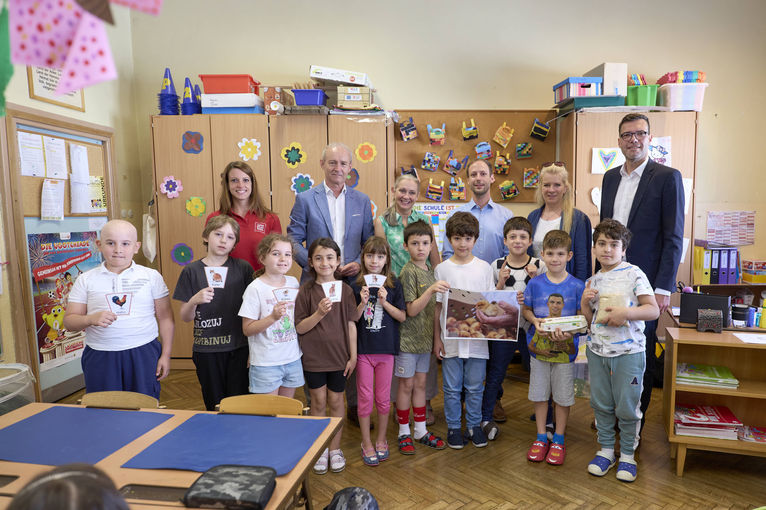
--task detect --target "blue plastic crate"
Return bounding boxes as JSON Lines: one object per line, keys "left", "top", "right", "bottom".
{"left": 292, "top": 89, "right": 327, "bottom": 106}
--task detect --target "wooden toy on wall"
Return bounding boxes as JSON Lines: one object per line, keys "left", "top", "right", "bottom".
{"left": 448, "top": 177, "right": 466, "bottom": 201}
{"left": 426, "top": 178, "right": 444, "bottom": 201}
{"left": 530, "top": 118, "right": 551, "bottom": 141}
{"left": 462, "top": 119, "right": 478, "bottom": 140}
{"left": 422, "top": 151, "right": 440, "bottom": 172}
{"left": 492, "top": 122, "right": 514, "bottom": 148}
{"left": 516, "top": 142, "right": 533, "bottom": 159}
{"left": 442, "top": 150, "right": 468, "bottom": 177}
{"left": 427, "top": 123, "right": 446, "bottom": 145}
{"left": 499, "top": 180, "right": 520, "bottom": 200}
{"left": 400, "top": 117, "right": 418, "bottom": 141}
{"left": 494, "top": 152, "right": 511, "bottom": 175}
{"left": 475, "top": 141, "right": 492, "bottom": 160}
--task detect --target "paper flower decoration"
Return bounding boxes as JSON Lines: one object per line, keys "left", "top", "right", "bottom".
{"left": 185, "top": 197, "right": 206, "bottom": 217}
{"left": 290, "top": 173, "right": 314, "bottom": 195}
{"left": 355, "top": 142, "right": 377, "bottom": 163}
{"left": 346, "top": 168, "right": 359, "bottom": 188}
{"left": 370, "top": 200, "right": 378, "bottom": 219}
{"left": 282, "top": 142, "right": 306, "bottom": 168}
{"left": 523, "top": 168, "right": 541, "bottom": 188}
{"left": 171, "top": 243, "right": 193, "bottom": 266}
{"left": 238, "top": 138, "right": 261, "bottom": 162}
{"left": 160, "top": 176, "right": 183, "bottom": 199}
{"left": 182, "top": 131, "right": 203, "bottom": 154}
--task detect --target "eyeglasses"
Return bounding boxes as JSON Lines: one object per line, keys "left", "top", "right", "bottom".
{"left": 619, "top": 130, "right": 648, "bottom": 141}
{"left": 541, "top": 161, "right": 565, "bottom": 168}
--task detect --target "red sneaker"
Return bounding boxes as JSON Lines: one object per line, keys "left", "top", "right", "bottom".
{"left": 527, "top": 440, "right": 549, "bottom": 462}
{"left": 546, "top": 443, "right": 566, "bottom": 465}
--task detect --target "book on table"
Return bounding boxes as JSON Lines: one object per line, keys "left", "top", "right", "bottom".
{"left": 676, "top": 363, "right": 739, "bottom": 388}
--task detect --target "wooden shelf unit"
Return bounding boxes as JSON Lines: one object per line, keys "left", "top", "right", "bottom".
{"left": 663, "top": 327, "right": 766, "bottom": 476}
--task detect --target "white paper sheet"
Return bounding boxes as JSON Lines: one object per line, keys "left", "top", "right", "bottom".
{"left": 591, "top": 148, "right": 625, "bottom": 174}
{"left": 43, "top": 136, "right": 68, "bottom": 179}
{"left": 682, "top": 178, "right": 692, "bottom": 215}
{"left": 733, "top": 333, "right": 766, "bottom": 344}
{"left": 69, "top": 143, "right": 90, "bottom": 183}
{"left": 70, "top": 181, "right": 89, "bottom": 213}
{"left": 682, "top": 238, "right": 689, "bottom": 264}
{"left": 18, "top": 132, "right": 45, "bottom": 177}
{"left": 41, "top": 179, "right": 65, "bottom": 221}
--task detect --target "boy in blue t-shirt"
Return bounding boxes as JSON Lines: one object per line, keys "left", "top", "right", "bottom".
{"left": 522, "top": 230, "right": 585, "bottom": 465}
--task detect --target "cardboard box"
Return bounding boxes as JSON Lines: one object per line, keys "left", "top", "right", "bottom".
{"left": 584, "top": 63, "right": 628, "bottom": 96}
{"left": 742, "top": 260, "right": 766, "bottom": 284}
{"left": 337, "top": 86, "right": 371, "bottom": 95}
{"left": 310, "top": 65, "right": 370, "bottom": 86}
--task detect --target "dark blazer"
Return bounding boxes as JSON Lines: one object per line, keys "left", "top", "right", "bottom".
{"left": 528, "top": 206, "right": 592, "bottom": 282}
{"left": 600, "top": 159, "right": 685, "bottom": 292}
{"left": 287, "top": 184, "right": 374, "bottom": 282}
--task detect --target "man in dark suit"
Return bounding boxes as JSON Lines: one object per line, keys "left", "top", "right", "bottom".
{"left": 600, "top": 113, "right": 685, "bottom": 425}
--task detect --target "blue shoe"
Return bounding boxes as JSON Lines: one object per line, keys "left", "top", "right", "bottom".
{"left": 469, "top": 426, "right": 488, "bottom": 447}
{"left": 616, "top": 459, "right": 637, "bottom": 482}
{"left": 587, "top": 453, "right": 616, "bottom": 476}
{"left": 447, "top": 428, "right": 467, "bottom": 449}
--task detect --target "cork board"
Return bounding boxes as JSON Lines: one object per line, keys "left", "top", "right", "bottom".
{"left": 394, "top": 110, "right": 556, "bottom": 204}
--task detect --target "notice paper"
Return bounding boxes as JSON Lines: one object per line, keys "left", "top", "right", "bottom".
{"left": 18, "top": 132, "right": 45, "bottom": 177}
{"left": 733, "top": 333, "right": 766, "bottom": 344}
{"left": 41, "top": 179, "right": 65, "bottom": 220}
{"left": 69, "top": 143, "right": 90, "bottom": 183}
{"left": 43, "top": 136, "right": 68, "bottom": 179}
{"left": 71, "top": 176, "right": 106, "bottom": 213}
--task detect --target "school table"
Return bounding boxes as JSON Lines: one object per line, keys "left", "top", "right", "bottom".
{"left": 0, "top": 403, "right": 341, "bottom": 509}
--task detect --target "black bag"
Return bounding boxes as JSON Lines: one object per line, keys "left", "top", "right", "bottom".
{"left": 183, "top": 465, "right": 276, "bottom": 509}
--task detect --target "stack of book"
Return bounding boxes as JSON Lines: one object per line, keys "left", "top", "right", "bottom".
{"left": 738, "top": 425, "right": 766, "bottom": 443}
{"left": 676, "top": 363, "right": 739, "bottom": 389}
{"left": 674, "top": 404, "right": 742, "bottom": 440}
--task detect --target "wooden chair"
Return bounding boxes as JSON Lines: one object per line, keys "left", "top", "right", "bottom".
{"left": 218, "top": 394, "right": 303, "bottom": 416}
{"left": 80, "top": 391, "right": 159, "bottom": 410}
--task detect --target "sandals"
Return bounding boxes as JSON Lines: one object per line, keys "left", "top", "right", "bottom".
{"left": 375, "top": 441, "right": 389, "bottom": 462}
{"left": 417, "top": 431, "right": 446, "bottom": 450}
{"left": 329, "top": 449, "right": 346, "bottom": 473}
{"left": 313, "top": 448, "right": 329, "bottom": 475}
{"left": 398, "top": 434, "right": 415, "bottom": 455}
{"left": 361, "top": 444, "right": 379, "bottom": 467}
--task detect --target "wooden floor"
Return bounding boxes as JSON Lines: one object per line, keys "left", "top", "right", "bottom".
{"left": 59, "top": 365, "right": 766, "bottom": 509}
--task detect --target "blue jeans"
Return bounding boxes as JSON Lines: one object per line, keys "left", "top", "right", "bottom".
{"left": 587, "top": 349, "right": 645, "bottom": 456}
{"left": 442, "top": 357, "right": 486, "bottom": 430}
{"left": 481, "top": 340, "right": 515, "bottom": 421}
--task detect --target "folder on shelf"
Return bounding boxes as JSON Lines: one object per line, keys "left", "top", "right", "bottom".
{"left": 727, "top": 248, "right": 738, "bottom": 284}
{"left": 710, "top": 249, "right": 720, "bottom": 285}
{"left": 719, "top": 249, "right": 729, "bottom": 285}
{"left": 701, "top": 248, "right": 711, "bottom": 284}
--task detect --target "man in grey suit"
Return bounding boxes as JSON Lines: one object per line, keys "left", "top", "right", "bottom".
{"left": 287, "top": 142, "right": 374, "bottom": 423}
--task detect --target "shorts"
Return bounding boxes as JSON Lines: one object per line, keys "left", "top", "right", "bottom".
{"left": 394, "top": 352, "right": 431, "bottom": 379}
{"left": 249, "top": 359, "right": 305, "bottom": 394}
{"left": 528, "top": 356, "right": 575, "bottom": 407}
{"left": 304, "top": 369, "right": 346, "bottom": 393}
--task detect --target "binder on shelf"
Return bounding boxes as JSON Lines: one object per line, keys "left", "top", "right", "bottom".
{"left": 710, "top": 249, "right": 720, "bottom": 284}
{"left": 701, "top": 248, "right": 711, "bottom": 284}
{"left": 727, "top": 247, "right": 738, "bottom": 284}
{"left": 719, "top": 249, "right": 729, "bottom": 285}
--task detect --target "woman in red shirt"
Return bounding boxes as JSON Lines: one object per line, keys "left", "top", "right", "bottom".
{"left": 206, "top": 161, "right": 281, "bottom": 271}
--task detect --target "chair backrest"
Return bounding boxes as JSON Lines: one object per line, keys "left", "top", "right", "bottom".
{"left": 218, "top": 394, "right": 303, "bottom": 416}
{"left": 81, "top": 391, "right": 159, "bottom": 410}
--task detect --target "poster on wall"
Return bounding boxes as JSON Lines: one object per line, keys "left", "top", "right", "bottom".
{"left": 413, "top": 202, "right": 463, "bottom": 251}
{"left": 27, "top": 229, "right": 102, "bottom": 372}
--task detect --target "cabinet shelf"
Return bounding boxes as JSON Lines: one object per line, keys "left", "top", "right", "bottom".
{"left": 676, "top": 380, "right": 766, "bottom": 399}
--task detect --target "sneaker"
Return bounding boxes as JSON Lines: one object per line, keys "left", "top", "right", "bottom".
{"left": 526, "top": 440, "right": 549, "bottom": 462}
{"left": 616, "top": 459, "right": 638, "bottom": 482}
{"left": 493, "top": 401, "right": 507, "bottom": 423}
{"left": 587, "top": 453, "right": 616, "bottom": 476}
{"left": 360, "top": 445, "right": 378, "bottom": 467}
{"left": 313, "top": 448, "right": 329, "bottom": 475}
{"left": 545, "top": 443, "right": 566, "bottom": 465}
{"left": 481, "top": 421, "right": 499, "bottom": 441}
{"left": 329, "top": 449, "right": 346, "bottom": 473}
{"left": 447, "top": 428, "right": 467, "bottom": 449}
{"left": 469, "top": 426, "right": 488, "bottom": 447}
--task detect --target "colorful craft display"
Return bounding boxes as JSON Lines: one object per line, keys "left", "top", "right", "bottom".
{"left": 492, "top": 122, "right": 514, "bottom": 148}
{"left": 494, "top": 152, "right": 511, "bottom": 175}
{"left": 290, "top": 173, "right": 314, "bottom": 195}
{"left": 160, "top": 176, "right": 182, "bottom": 199}
{"left": 427, "top": 123, "right": 446, "bottom": 146}
{"left": 425, "top": 178, "right": 444, "bottom": 201}
{"left": 399, "top": 117, "right": 418, "bottom": 141}
{"left": 499, "top": 180, "right": 520, "bottom": 200}
{"left": 523, "top": 168, "right": 541, "bottom": 188}
{"left": 421, "top": 152, "right": 440, "bottom": 172}
{"left": 237, "top": 138, "right": 261, "bottom": 162}
{"left": 530, "top": 119, "right": 550, "bottom": 141}
{"left": 185, "top": 197, "right": 206, "bottom": 217}
{"left": 401, "top": 165, "right": 419, "bottom": 181}
{"left": 171, "top": 243, "right": 193, "bottom": 266}
{"left": 448, "top": 177, "right": 465, "bottom": 201}
{"left": 656, "top": 70, "right": 706, "bottom": 85}
{"left": 442, "top": 150, "right": 466, "bottom": 177}
{"left": 158, "top": 67, "right": 179, "bottom": 115}
{"left": 475, "top": 141, "right": 492, "bottom": 160}
{"left": 282, "top": 142, "right": 306, "bottom": 168}
{"left": 182, "top": 131, "right": 203, "bottom": 154}
{"left": 462, "top": 119, "right": 478, "bottom": 140}
{"left": 355, "top": 142, "right": 377, "bottom": 163}
{"left": 516, "top": 142, "right": 532, "bottom": 159}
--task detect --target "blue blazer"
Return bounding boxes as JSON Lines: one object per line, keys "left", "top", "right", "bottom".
{"left": 287, "top": 184, "right": 374, "bottom": 282}
{"left": 528, "top": 207, "right": 592, "bottom": 282}
{"left": 600, "top": 159, "right": 684, "bottom": 292}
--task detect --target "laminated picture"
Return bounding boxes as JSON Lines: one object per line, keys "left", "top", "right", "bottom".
{"left": 442, "top": 288, "right": 520, "bottom": 341}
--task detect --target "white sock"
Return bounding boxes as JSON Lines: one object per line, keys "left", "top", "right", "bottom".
{"left": 413, "top": 420, "right": 427, "bottom": 439}
{"left": 598, "top": 448, "right": 615, "bottom": 462}
{"left": 399, "top": 423, "right": 411, "bottom": 437}
{"left": 620, "top": 453, "right": 635, "bottom": 463}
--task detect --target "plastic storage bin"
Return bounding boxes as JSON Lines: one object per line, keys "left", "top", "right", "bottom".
{"left": 0, "top": 364, "right": 35, "bottom": 416}
{"left": 626, "top": 85, "right": 658, "bottom": 106}
{"left": 291, "top": 89, "right": 327, "bottom": 106}
{"left": 198, "top": 74, "right": 260, "bottom": 95}
{"left": 552, "top": 77, "right": 603, "bottom": 104}
{"left": 658, "top": 83, "right": 708, "bottom": 111}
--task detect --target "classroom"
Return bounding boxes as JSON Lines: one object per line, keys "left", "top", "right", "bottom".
{"left": 0, "top": 0, "right": 765, "bottom": 508}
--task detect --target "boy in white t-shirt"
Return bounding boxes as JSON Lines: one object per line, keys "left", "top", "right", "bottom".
{"left": 64, "top": 220, "right": 175, "bottom": 399}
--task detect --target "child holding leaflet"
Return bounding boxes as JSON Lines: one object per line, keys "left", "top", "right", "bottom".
{"left": 295, "top": 238, "right": 357, "bottom": 475}
{"left": 581, "top": 219, "right": 659, "bottom": 482}
{"left": 523, "top": 230, "right": 585, "bottom": 465}
{"left": 351, "top": 237, "right": 406, "bottom": 466}
{"left": 239, "top": 233, "right": 303, "bottom": 398}
{"left": 173, "top": 215, "right": 253, "bottom": 410}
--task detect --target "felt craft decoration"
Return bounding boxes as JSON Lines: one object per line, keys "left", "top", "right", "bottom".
{"left": 171, "top": 243, "right": 193, "bottom": 266}
{"left": 160, "top": 176, "right": 182, "bottom": 199}
{"left": 355, "top": 142, "right": 377, "bottom": 163}
{"left": 237, "top": 138, "right": 261, "bottom": 162}
{"left": 185, "top": 197, "right": 206, "bottom": 217}
{"left": 282, "top": 143, "right": 306, "bottom": 168}
{"left": 290, "top": 173, "right": 314, "bottom": 195}
{"left": 182, "top": 131, "right": 203, "bottom": 154}
{"left": 346, "top": 168, "right": 359, "bottom": 188}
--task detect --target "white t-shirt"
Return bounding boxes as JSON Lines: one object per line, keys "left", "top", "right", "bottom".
{"left": 532, "top": 216, "right": 561, "bottom": 257}
{"left": 67, "top": 262, "right": 169, "bottom": 351}
{"left": 239, "top": 276, "right": 301, "bottom": 367}
{"left": 435, "top": 257, "right": 494, "bottom": 359}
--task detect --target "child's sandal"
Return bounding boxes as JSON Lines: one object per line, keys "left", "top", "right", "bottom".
{"left": 360, "top": 444, "right": 379, "bottom": 467}
{"left": 398, "top": 434, "right": 415, "bottom": 455}
{"left": 417, "top": 431, "right": 446, "bottom": 450}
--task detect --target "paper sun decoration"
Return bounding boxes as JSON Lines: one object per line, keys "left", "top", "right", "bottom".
{"left": 160, "top": 176, "right": 183, "bottom": 199}
{"left": 282, "top": 142, "right": 306, "bottom": 168}
{"left": 185, "top": 197, "right": 206, "bottom": 217}
{"left": 355, "top": 142, "right": 377, "bottom": 163}
{"left": 290, "top": 173, "right": 314, "bottom": 195}
{"left": 238, "top": 138, "right": 261, "bottom": 162}
{"left": 171, "top": 243, "right": 193, "bottom": 266}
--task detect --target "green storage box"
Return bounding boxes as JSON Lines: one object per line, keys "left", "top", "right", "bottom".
{"left": 626, "top": 85, "right": 658, "bottom": 106}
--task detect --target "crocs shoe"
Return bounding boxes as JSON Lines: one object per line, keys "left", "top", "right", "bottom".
{"left": 313, "top": 448, "right": 329, "bottom": 475}
{"left": 398, "top": 434, "right": 415, "bottom": 455}
{"left": 417, "top": 431, "right": 446, "bottom": 450}
{"left": 526, "top": 440, "right": 549, "bottom": 462}
{"left": 616, "top": 459, "right": 638, "bottom": 482}
{"left": 360, "top": 445, "right": 378, "bottom": 467}
{"left": 375, "top": 441, "right": 389, "bottom": 461}
{"left": 587, "top": 453, "right": 616, "bottom": 476}
{"left": 447, "top": 428, "right": 467, "bottom": 449}
{"left": 546, "top": 443, "right": 566, "bottom": 465}
{"left": 329, "top": 449, "right": 346, "bottom": 473}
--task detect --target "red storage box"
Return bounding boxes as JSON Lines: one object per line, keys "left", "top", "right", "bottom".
{"left": 198, "top": 74, "right": 260, "bottom": 95}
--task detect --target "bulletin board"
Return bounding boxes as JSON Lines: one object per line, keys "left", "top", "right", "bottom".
{"left": 394, "top": 110, "right": 556, "bottom": 204}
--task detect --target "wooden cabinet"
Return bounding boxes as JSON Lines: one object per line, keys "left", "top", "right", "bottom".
{"left": 663, "top": 327, "right": 766, "bottom": 475}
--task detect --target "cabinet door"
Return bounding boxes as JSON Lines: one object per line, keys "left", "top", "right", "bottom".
{"left": 210, "top": 115, "right": 272, "bottom": 210}
{"left": 328, "top": 115, "right": 389, "bottom": 220}
{"left": 151, "top": 115, "right": 214, "bottom": 359}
